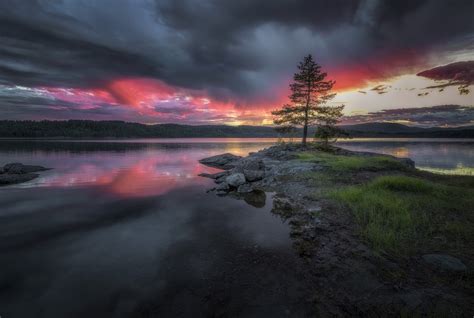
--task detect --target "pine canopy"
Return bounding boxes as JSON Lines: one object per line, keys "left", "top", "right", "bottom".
{"left": 272, "top": 54, "right": 344, "bottom": 145}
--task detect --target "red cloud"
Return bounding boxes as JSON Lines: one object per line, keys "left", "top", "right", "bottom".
{"left": 38, "top": 49, "right": 431, "bottom": 124}
{"left": 417, "top": 61, "right": 474, "bottom": 84}
{"left": 331, "top": 49, "right": 427, "bottom": 91}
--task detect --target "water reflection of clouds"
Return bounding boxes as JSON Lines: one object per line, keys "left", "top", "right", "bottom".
{"left": 0, "top": 142, "right": 269, "bottom": 197}
{"left": 36, "top": 153, "right": 220, "bottom": 197}
{"left": 0, "top": 186, "right": 293, "bottom": 317}
{"left": 2, "top": 140, "right": 473, "bottom": 193}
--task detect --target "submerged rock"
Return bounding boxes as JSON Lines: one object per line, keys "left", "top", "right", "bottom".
{"left": 0, "top": 173, "right": 39, "bottom": 185}
{"left": 422, "top": 254, "right": 467, "bottom": 272}
{"left": 0, "top": 162, "right": 50, "bottom": 186}
{"left": 226, "top": 173, "right": 246, "bottom": 188}
{"left": 199, "top": 153, "right": 242, "bottom": 170}
{"left": 3, "top": 163, "right": 49, "bottom": 174}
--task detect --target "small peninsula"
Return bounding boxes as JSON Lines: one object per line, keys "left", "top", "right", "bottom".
{"left": 199, "top": 144, "right": 474, "bottom": 315}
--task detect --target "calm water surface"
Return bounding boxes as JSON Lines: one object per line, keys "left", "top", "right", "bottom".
{"left": 0, "top": 138, "right": 472, "bottom": 317}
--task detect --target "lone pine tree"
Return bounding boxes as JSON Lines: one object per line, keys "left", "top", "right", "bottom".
{"left": 272, "top": 54, "right": 344, "bottom": 145}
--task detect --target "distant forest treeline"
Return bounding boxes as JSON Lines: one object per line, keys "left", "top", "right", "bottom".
{"left": 0, "top": 120, "right": 473, "bottom": 138}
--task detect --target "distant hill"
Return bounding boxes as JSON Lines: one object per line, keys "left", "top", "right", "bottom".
{"left": 341, "top": 123, "right": 425, "bottom": 133}
{"left": 341, "top": 122, "right": 474, "bottom": 138}
{"left": 0, "top": 120, "right": 473, "bottom": 138}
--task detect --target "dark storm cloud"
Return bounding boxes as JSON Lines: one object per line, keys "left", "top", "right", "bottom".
{"left": 343, "top": 105, "right": 474, "bottom": 127}
{"left": 0, "top": 85, "right": 138, "bottom": 121}
{"left": 418, "top": 61, "right": 474, "bottom": 86}
{"left": 0, "top": 0, "right": 473, "bottom": 101}
{"left": 0, "top": 17, "right": 158, "bottom": 88}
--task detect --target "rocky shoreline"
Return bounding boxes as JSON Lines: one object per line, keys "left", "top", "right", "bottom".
{"left": 0, "top": 163, "right": 49, "bottom": 185}
{"left": 199, "top": 143, "right": 414, "bottom": 195}
{"left": 199, "top": 144, "right": 473, "bottom": 316}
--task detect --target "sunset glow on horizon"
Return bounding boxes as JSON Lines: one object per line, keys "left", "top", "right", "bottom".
{"left": 0, "top": 1, "right": 472, "bottom": 127}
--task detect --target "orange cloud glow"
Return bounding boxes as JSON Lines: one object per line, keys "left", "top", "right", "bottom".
{"left": 39, "top": 50, "right": 454, "bottom": 126}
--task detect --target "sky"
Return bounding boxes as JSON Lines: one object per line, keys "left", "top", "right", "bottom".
{"left": 0, "top": 0, "right": 473, "bottom": 127}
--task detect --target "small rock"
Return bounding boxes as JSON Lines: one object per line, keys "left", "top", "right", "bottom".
{"left": 235, "top": 158, "right": 265, "bottom": 171}
{"left": 216, "top": 182, "right": 230, "bottom": 192}
{"left": 422, "top": 254, "right": 467, "bottom": 272}
{"left": 232, "top": 158, "right": 266, "bottom": 182}
{"left": 243, "top": 170, "right": 265, "bottom": 182}
{"left": 199, "top": 153, "right": 242, "bottom": 170}
{"left": 237, "top": 183, "right": 253, "bottom": 193}
{"left": 225, "top": 173, "right": 246, "bottom": 188}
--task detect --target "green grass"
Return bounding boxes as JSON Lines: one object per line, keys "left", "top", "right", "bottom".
{"left": 418, "top": 165, "right": 474, "bottom": 176}
{"left": 331, "top": 175, "right": 474, "bottom": 255}
{"left": 298, "top": 151, "right": 407, "bottom": 172}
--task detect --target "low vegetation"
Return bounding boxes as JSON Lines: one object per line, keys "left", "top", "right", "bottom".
{"left": 418, "top": 165, "right": 474, "bottom": 176}
{"left": 296, "top": 150, "right": 474, "bottom": 257}
{"left": 331, "top": 175, "right": 474, "bottom": 255}
{"left": 297, "top": 151, "right": 407, "bottom": 171}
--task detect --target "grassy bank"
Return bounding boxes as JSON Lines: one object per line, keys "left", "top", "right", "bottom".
{"left": 418, "top": 165, "right": 474, "bottom": 176}
{"left": 332, "top": 176, "right": 474, "bottom": 255}
{"left": 297, "top": 151, "right": 408, "bottom": 172}
{"left": 297, "top": 150, "right": 474, "bottom": 256}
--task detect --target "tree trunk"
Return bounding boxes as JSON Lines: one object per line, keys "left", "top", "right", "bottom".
{"left": 302, "top": 122, "right": 308, "bottom": 145}
{"left": 302, "top": 106, "right": 309, "bottom": 145}
{"left": 302, "top": 79, "right": 311, "bottom": 146}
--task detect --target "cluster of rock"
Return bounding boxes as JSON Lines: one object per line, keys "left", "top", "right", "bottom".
{"left": 198, "top": 145, "right": 336, "bottom": 195}
{"left": 199, "top": 153, "right": 266, "bottom": 194}
{"left": 198, "top": 143, "right": 417, "bottom": 197}
{"left": 199, "top": 144, "right": 329, "bottom": 196}
{"left": 0, "top": 163, "right": 49, "bottom": 185}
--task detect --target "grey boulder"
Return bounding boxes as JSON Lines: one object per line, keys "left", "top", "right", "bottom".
{"left": 234, "top": 158, "right": 265, "bottom": 182}
{"left": 243, "top": 170, "right": 265, "bottom": 182}
{"left": 225, "top": 173, "right": 246, "bottom": 188}
{"left": 216, "top": 182, "right": 230, "bottom": 193}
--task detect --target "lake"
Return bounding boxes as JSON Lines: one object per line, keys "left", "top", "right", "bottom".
{"left": 0, "top": 138, "right": 473, "bottom": 317}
